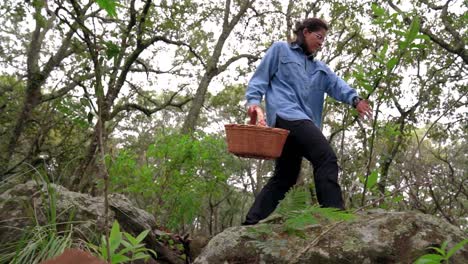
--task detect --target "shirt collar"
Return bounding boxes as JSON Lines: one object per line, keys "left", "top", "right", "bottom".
{"left": 289, "top": 42, "right": 315, "bottom": 61}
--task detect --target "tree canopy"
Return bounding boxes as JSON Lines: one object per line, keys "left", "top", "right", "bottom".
{"left": 0, "top": 0, "right": 466, "bottom": 235}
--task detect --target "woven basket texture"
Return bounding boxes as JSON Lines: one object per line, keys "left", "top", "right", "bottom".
{"left": 225, "top": 124, "right": 289, "bottom": 159}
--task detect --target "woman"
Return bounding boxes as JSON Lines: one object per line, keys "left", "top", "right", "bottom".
{"left": 243, "top": 18, "right": 372, "bottom": 225}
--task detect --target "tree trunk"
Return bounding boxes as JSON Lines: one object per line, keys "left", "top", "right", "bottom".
{"left": 377, "top": 121, "right": 405, "bottom": 195}
{"left": 182, "top": 70, "right": 216, "bottom": 134}
{"left": 181, "top": 0, "right": 253, "bottom": 134}
{"left": 70, "top": 126, "right": 99, "bottom": 192}
{"left": 3, "top": 79, "right": 42, "bottom": 173}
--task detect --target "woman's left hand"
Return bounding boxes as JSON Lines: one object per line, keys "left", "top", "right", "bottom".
{"left": 356, "top": 100, "right": 373, "bottom": 120}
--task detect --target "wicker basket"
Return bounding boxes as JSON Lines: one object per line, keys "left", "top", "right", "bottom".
{"left": 224, "top": 124, "right": 289, "bottom": 159}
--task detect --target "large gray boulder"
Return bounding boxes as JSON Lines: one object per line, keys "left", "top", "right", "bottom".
{"left": 194, "top": 210, "right": 467, "bottom": 264}
{"left": 0, "top": 181, "right": 186, "bottom": 264}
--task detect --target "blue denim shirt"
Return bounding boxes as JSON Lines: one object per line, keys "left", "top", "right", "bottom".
{"left": 246, "top": 41, "right": 358, "bottom": 128}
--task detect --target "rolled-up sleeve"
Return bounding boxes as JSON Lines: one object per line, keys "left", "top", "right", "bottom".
{"left": 245, "top": 43, "right": 281, "bottom": 106}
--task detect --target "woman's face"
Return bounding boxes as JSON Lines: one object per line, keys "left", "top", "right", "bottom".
{"left": 303, "top": 28, "right": 327, "bottom": 54}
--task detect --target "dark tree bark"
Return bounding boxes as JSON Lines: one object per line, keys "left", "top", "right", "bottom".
{"left": 182, "top": 0, "right": 257, "bottom": 134}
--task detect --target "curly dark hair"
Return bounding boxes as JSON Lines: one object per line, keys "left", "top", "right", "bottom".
{"left": 292, "top": 18, "right": 329, "bottom": 52}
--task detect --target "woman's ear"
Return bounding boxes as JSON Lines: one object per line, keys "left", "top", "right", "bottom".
{"left": 302, "top": 28, "right": 309, "bottom": 36}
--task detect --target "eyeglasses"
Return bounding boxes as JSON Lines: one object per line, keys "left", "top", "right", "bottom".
{"left": 312, "top": 32, "right": 325, "bottom": 41}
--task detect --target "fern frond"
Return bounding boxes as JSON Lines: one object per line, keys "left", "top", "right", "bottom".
{"left": 249, "top": 186, "right": 354, "bottom": 244}
{"left": 244, "top": 225, "right": 274, "bottom": 240}
{"left": 275, "top": 186, "right": 311, "bottom": 217}
{"left": 283, "top": 211, "right": 318, "bottom": 238}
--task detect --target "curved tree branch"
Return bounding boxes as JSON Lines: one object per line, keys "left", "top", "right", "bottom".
{"left": 109, "top": 83, "right": 191, "bottom": 119}
{"left": 216, "top": 53, "right": 260, "bottom": 74}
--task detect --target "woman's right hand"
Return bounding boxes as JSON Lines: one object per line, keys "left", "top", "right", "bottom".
{"left": 247, "top": 105, "right": 267, "bottom": 126}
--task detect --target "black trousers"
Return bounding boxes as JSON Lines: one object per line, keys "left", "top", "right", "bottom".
{"left": 243, "top": 116, "right": 344, "bottom": 225}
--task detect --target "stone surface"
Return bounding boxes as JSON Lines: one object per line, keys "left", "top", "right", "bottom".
{"left": 3, "top": 182, "right": 466, "bottom": 264}
{"left": 194, "top": 210, "right": 468, "bottom": 264}
{"left": 0, "top": 181, "right": 185, "bottom": 264}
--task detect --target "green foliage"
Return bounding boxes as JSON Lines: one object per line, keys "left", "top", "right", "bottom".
{"left": 399, "top": 17, "right": 420, "bottom": 50}
{"left": 32, "top": 0, "right": 47, "bottom": 27}
{"left": 414, "top": 239, "right": 468, "bottom": 264}
{"left": 106, "top": 132, "right": 239, "bottom": 230}
{"left": 366, "top": 170, "right": 379, "bottom": 189}
{"left": 386, "top": 57, "right": 399, "bottom": 72}
{"left": 276, "top": 187, "right": 354, "bottom": 237}
{"left": 371, "top": 2, "right": 386, "bottom": 17}
{"left": 282, "top": 206, "right": 354, "bottom": 238}
{"left": 250, "top": 187, "right": 354, "bottom": 238}
{"left": 0, "top": 75, "right": 24, "bottom": 138}
{"left": 358, "top": 170, "right": 379, "bottom": 190}
{"left": 104, "top": 41, "right": 120, "bottom": 60}
{"left": 245, "top": 187, "right": 354, "bottom": 257}
{"left": 244, "top": 225, "right": 273, "bottom": 240}
{"left": 95, "top": 0, "right": 119, "bottom": 18}
{"left": 88, "top": 220, "right": 156, "bottom": 263}
{"left": 1, "top": 0, "right": 466, "bottom": 247}
{"left": 54, "top": 97, "right": 91, "bottom": 129}
{"left": 0, "top": 176, "right": 74, "bottom": 264}
{"left": 208, "top": 84, "right": 248, "bottom": 125}
{"left": 365, "top": 2, "right": 429, "bottom": 90}
{"left": 0, "top": 225, "right": 73, "bottom": 264}
{"left": 280, "top": 210, "right": 318, "bottom": 238}
{"left": 276, "top": 186, "right": 311, "bottom": 216}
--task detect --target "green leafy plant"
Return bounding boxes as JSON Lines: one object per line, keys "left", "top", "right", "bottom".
{"left": 0, "top": 173, "right": 75, "bottom": 264}
{"left": 275, "top": 186, "right": 354, "bottom": 236}
{"left": 0, "top": 224, "right": 73, "bottom": 264}
{"left": 414, "top": 239, "right": 468, "bottom": 264}
{"left": 276, "top": 186, "right": 311, "bottom": 215}
{"left": 281, "top": 206, "right": 354, "bottom": 238}
{"left": 106, "top": 132, "right": 239, "bottom": 231}
{"left": 88, "top": 220, "right": 156, "bottom": 263}
{"left": 95, "top": 0, "right": 120, "bottom": 18}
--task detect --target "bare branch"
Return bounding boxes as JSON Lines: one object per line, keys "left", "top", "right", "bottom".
{"left": 216, "top": 53, "right": 260, "bottom": 74}
{"left": 146, "top": 35, "right": 206, "bottom": 67}
{"left": 41, "top": 73, "right": 94, "bottom": 102}
{"left": 285, "top": 0, "right": 294, "bottom": 42}
{"left": 41, "top": 29, "right": 75, "bottom": 80}
{"left": 439, "top": 0, "right": 462, "bottom": 44}
{"left": 325, "top": 31, "right": 359, "bottom": 64}
{"left": 420, "top": 0, "right": 446, "bottom": 10}
{"left": 223, "top": 0, "right": 231, "bottom": 29}
{"left": 413, "top": 90, "right": 468, "bottom": 159}
{"left": 109, "top": 96, "right": 191, "bottom": 119}
{"left": 107, "top": 0, "right": 138, "bottom": 93}
{"left": 428, "top": 184, "right": 455, "bottom": 225}
{"left": 304, "top": 0, "right": 321, "bottom": 18}
{"left": 137, "top": 0, "right": 151, "bottom": 45}
{"left": 107, "top": 35, "right": 204, "bottom": 108}
{"left": 129, "top": 59, "right": 186, "bottom": 78}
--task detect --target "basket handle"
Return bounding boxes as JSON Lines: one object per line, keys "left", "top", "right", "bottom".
{"left": 249, "top": 112, "right": 257, "bottom": 125}
{"left": 248, "top": 105, "right": 266, "bottom": 126}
